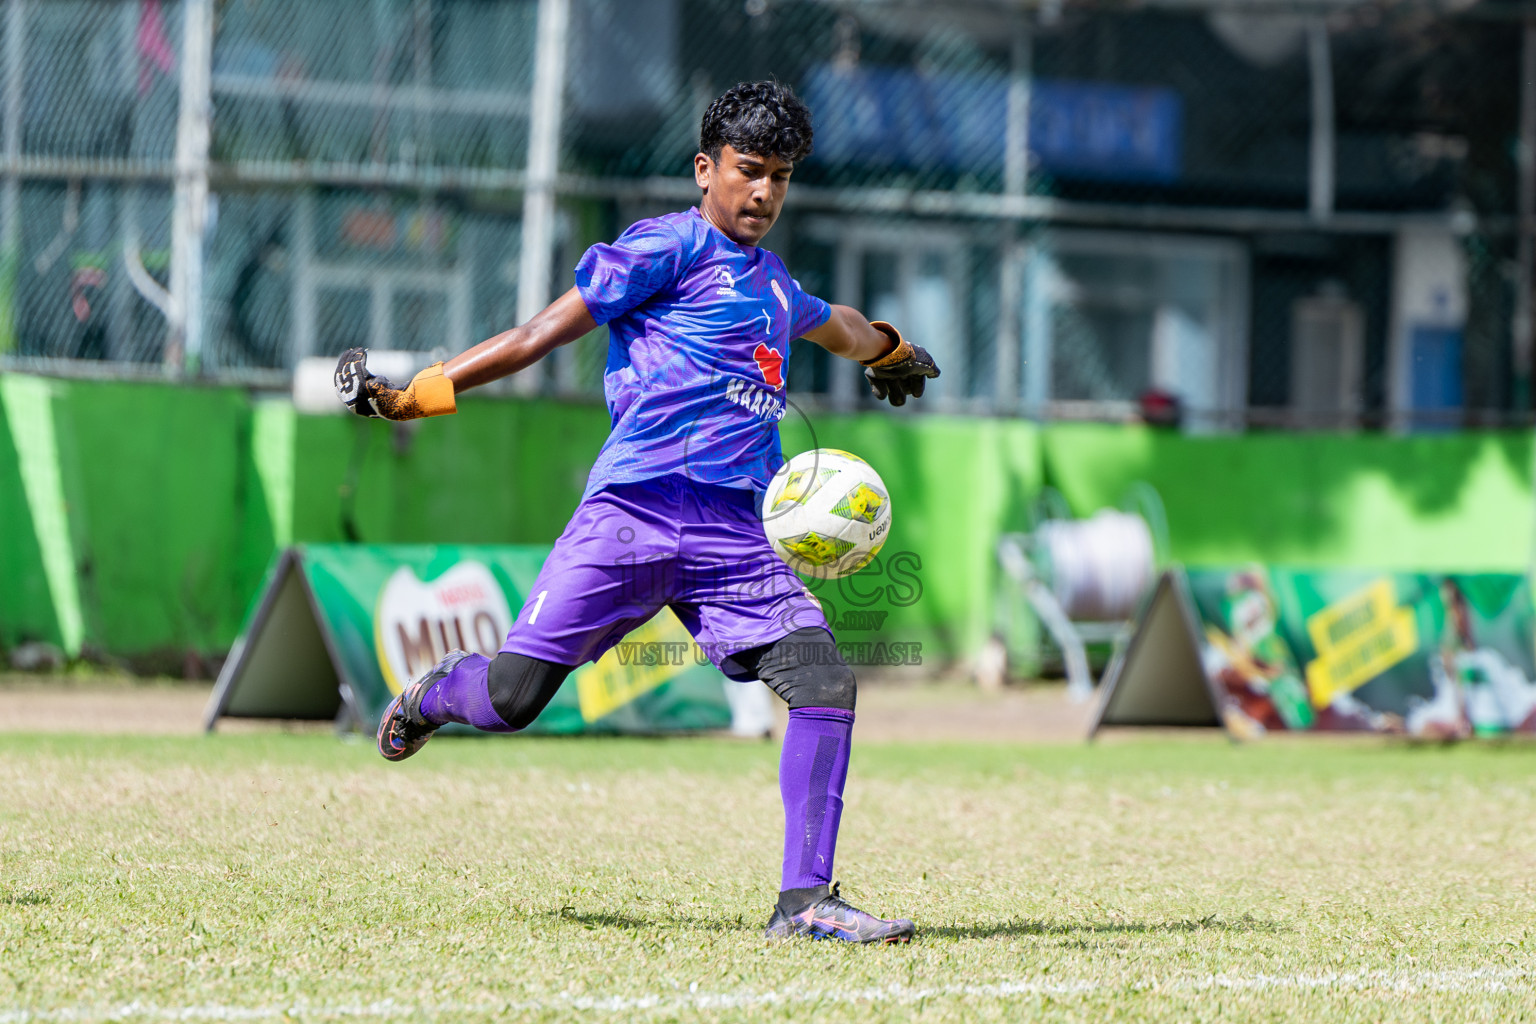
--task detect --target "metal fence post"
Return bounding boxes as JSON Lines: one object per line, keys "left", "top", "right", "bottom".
{"left": 1515, "top": 18, "right": 1536, "bottom": 412}
{"left": 1307, "top": 19, "right": 1335, "bottom": 223}
{"left": 0, "top": 0, "right": 23, "bottom": 356}
{"left": 998, "top": 12, "right": 1031, "bottom": 414}
{"left": 514, "top": 0, "right": 570, "bottom": 395}
{"left": 167, "top": 0, "right": 212, "bottom": 375}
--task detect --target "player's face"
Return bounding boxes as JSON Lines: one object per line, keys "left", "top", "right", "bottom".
{"left": 694, "top": 145, "right": 792, "bottom": 247}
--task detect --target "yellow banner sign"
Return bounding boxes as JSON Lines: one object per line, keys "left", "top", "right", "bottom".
{"left": 574, "top": 607, "right": 698, "bottom": 723}
{"left": 1304, "top": 579, "right": 1418, "bottom": 707}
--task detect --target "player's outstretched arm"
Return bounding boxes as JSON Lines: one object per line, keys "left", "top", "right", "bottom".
{"left": 334, "top": 288, "right": 598, "bottom": 420}
{"left": 442, "top": 287, "right": 598, "bottom": 392}
{"left": 803, "top": 304, "right": 940, "bottom": 407}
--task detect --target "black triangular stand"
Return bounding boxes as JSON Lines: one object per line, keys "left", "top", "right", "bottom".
{"left": 1090, "top": 569, "right": 1230, "bottom": 736}
{"left": 203, "top": 549, "right": 367, "bottom": 731}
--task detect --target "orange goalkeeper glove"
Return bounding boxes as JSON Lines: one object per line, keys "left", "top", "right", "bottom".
{"left": 334, "top": 348, "right": 457, "bottom": 421}
{"left": 861, "top": 322, "right": 940, "bottom": 407}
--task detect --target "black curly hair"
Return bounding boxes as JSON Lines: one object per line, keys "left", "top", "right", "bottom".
{"left": 699, "top": 80, "right": 814, "bottom": 165}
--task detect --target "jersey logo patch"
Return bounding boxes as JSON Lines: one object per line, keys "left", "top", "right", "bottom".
{"left": 713, "top": 266, "right": 737, "bottom": 295}
{"left": 753, "top": 343, "right": 784, "bottom": 388}
{"left": 771, "top": 279, "right": 790, "bottom": 312}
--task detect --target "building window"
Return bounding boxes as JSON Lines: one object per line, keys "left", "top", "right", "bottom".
{"left": 1025, "top": 231, "right": 1249, "bottom": 430}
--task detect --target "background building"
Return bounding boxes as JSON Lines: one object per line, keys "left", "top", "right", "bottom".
{"left": 0, "top": 0, "right": 1530, "bottom": 431}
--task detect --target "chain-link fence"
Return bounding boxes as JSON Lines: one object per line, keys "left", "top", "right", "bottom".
{"left": 0, "top": 0, "right": 1527, "bottom": 429}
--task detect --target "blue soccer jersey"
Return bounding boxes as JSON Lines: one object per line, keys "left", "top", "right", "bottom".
{"left": 574, "top": 207, "right": 831, "bottom": 497}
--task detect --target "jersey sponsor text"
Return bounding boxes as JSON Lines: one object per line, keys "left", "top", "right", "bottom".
{"left": 726, "top": 377, "right": 786, "bottom": 420}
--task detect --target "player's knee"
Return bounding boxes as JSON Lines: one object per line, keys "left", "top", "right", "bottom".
{"left": 757, "top": 627, "right": 857, "bottom": 712}
{"left": 798, "top": 660, "right": 857, "bottom": 712}
{"left": 487, "top": 652, "right": 573, "bottom": 731}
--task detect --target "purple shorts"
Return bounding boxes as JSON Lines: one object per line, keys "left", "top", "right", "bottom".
{"left": 502, "top": 475, "right": 829, "bottom": 680}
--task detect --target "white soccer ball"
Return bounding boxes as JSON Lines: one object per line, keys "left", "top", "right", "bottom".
{"left": 761, "top": 448, "right": 893, "bottom": 579}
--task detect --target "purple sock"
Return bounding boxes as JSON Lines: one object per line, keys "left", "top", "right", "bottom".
{"left": 417, "top": 653, "right": 516, "bottom": 732}
{"left": 779, "top": 706, "right": 855, "bottom": 892}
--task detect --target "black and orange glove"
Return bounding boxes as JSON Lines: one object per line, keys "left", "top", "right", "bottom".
{"left": 334, "top": 348, "right": 457, "bottom": 421}
{"left": 861, "top": 322, "right": 940, "bottom": 407}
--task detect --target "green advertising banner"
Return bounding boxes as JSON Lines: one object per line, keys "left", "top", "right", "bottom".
{"left": 1189, "top": 568, "right": 1536, "bottom": 738}
{"left": 204, "top": 544, "right": 744, "bottom": 736}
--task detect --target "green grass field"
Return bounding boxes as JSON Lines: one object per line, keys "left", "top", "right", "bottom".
{"left": 3, "top": 730, "right": 1536, "bottom": 1022}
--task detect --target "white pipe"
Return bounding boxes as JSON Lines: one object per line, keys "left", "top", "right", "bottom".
{"left": 997, "top": 12, "right": 1031, "bottom": 412}
{"left": 3, "top": 0, "right": 21, "bottom": 182}
{"left": 0, "top": 152, "right": 1493, "bottom": 238}
{"left": 292, "top": 191, "right": 315, "bottom": 361}
{"left": 1004, "top": 14, "right": 1031, "bottom": 198}
{"left": 0, "top": 0, "right": 23, "bottom": 353}
{"left": 515, "top": 0, "right": 570, "bottom": 396}
{"left": 210, "top": 73, "right": 531, "bottom": 118}
{"left": 1307, "top": 19, "right": 1334, "bottom": 223}
{"left": 167, "top": 0, "right": 213, "bottom": 375}
{"left": 123, "top": 188, "right": 171, "bottom": 318}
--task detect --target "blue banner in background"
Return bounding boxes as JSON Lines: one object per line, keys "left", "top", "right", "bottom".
{"left": 803, "top": 65, "right": 1183, "bottom": 184}
{"left": 1030, "top": 79, "right": 1183, "bottom": 182}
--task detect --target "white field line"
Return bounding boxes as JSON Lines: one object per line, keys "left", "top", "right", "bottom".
{"left": 0, "top": 967, "right": 1530, "bottom": 1022}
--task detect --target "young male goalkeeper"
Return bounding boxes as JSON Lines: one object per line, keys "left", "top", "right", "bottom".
{"left": 333, "top": 81, "right": 939, "bottom": 944}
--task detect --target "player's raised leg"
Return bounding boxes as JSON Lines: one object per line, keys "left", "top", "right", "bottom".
{"left": 376, "top": 481, "right": 677, "bottom": 761}
{"left": 376, "top": 650, "right": 477, "bottom": 761}
{"left": 376, "top": 647, "right": 577, "bottom": 762}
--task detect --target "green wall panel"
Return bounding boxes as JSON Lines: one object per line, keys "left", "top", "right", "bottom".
{"left": 48, "top": 379, "right": 272, "bottom": 657}
{"left": 0, "top": 379, "right": 58, "bottom": 648}
{"left": 779, "top": 413, "right": 1042, "bottom": 659}
{"left": 278, "top": 403, "right": 1041, "bottom": 664}
{"left": 1042, "top": 425, "right": 1535, "bottom": 571}
{"left": 8, "top": 373, "right": 1535, "bottom": 667}
{"left": 287, "top": 397, "right": 612, "bottom": 546}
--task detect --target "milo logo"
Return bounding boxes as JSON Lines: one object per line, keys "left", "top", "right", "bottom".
{"left": 373, "top": 562, "right": 512, "bottom": 693}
